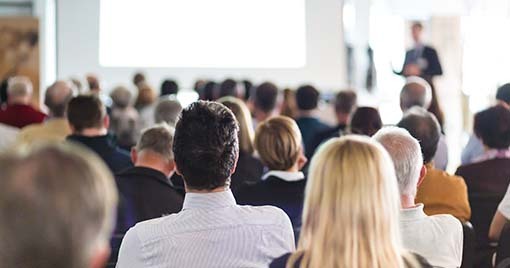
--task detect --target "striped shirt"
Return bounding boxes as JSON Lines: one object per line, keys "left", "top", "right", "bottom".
{"left": 116, "top": 189, "right": 295, "bottom": 268}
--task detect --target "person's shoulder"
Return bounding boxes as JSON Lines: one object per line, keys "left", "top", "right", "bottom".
{"left": 428, "top": 167, "right": 465, "bottom": 185}
{"left": 428, "top": 214, "right": 462, "bottom": 231}
{"left": 127, "top": 212, "right": 181, "bottom": 238}
{"left": 236, "top": 204, "right": 291, "bottom": 226}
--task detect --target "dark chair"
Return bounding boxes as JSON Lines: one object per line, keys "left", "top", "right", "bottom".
{"left": 461, "top": 221, "right": 476, "bottom": 268}
{"left": 496, "top": 223, "right": 510, "bottom": 266}
{"left": 106, "top": 234, "right": 125, "bottom": 268}
{"left": 469, "top": 193, "right": 504, "bottom": 267}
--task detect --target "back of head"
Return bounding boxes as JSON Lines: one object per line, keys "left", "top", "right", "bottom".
{"left": 400, "top": 76, "right": 432, "bottom": 111}
{"left": 397, "top": 107, "right": 440, "bottom": 163}
{"left": 296, "top": 85, "right": 320, "bottom": 111}
{"left": 137, "top": 124, "right": 175, "bottom": 161}
{"left": 44, "top": 80, "right": 74, "bottom": 117}
{"left": 496, "top": 83, "right": 510, "bottom": 105}
{"left": 200, "top": 81, "right": 217, "bottom": 101}
{"left": 218, "top": 78, "right": 239, "bottom": 98}
{"left": 7, "top": 76, "right": 33, "bottom": 102}
{"left": 0, "top": 143, "right": 117, "bottom": 268}
{"left": 134, "top": 83, "right": 156, "bottom": 109}
{"left": 253, "top": 82, "right": 278, "bottom": 113}
{"left": 241, "top": 80, "right": 253, "bottom": 100}
{"left": 255, "top": 116, "right": 301, "bottom": 170}
{"left": 86, "top": 74, "right": 100, "bottom": 92}
{"left": 474, "top": 105, "right": 510, "bottom": 149}
{"left": 373, "top": 127, "right": 423, "bottom": 196}
{"left": 160, "top": 79, "right": 179, "bottom": 97}
{"left": 335, "top": 90, "right": 357, "bottom": 114}
{"left": 132, "top": 72, "right": 146, "bottom": 87}
{"left": 173, "top": 101, "right": 239, "bottom": 190}
{"left": 295, "top": 136, "right": 403, "bottom": 267}
{"left": 67, "top": 95, "right": 106, "bottom": 133}
{"left": 154, "top": 97, "right": 183, "bottom": 126}
{"left": 109, "top": 86, "right": 132, "bottom": 109}
{"left": 350, "top": 107, "right": 383, "bottom": 137}
{"left": 218, "top": 96, "right": 255, "bottom": 155}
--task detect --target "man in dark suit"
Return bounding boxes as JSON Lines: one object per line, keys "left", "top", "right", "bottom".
{"left": 401, "top": 22, "right": 443, "bottom": 81}
{"left": 115, "top": 124, "right": 183, "bottom": 234}
{"left": 66, "top": 95, "right": 132, "bottom": 173}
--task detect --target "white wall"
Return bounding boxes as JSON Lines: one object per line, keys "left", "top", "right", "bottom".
{"left": 57, "top": 0, "right": 347, "bottom": 92}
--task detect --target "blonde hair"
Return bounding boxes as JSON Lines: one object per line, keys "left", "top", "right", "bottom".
{"left": 218, "top": 97, "right": 255, "bottom": 154}
{"left": 255, "top": 116, "right": 302, "bottom": 170}
{"left": 288, "top": 135, "right": 410, "bottom": 268}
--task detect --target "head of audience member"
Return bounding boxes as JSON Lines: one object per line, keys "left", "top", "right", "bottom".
{"left": 131, "top": 124, "right": 176, "bottom": 177}
{"left": 397, "top": 107, "right": 441, "bottom": 164}
{"left": 173, "top": 101, "right": 239, "bottom": 192}
{"left": 109, "top": 86, "right": 132, "bottom": 109}
{"left": 290, "top": 136, "right": 405, "bottom": 267}
{"left": 0, "top": 143, "right": 117, "bottom": 268}
{"left": 255, "top": 116, "right": 306, "bottom": 172}
{"left": 474, "top": 105, "right": 510, "bottom": 150}
{"left": 241, "top": 80, "right": 253, "bottom": 100}
{"left": 218, "top": 78, "right": 242, "bottom": 99}
{"left": 6, "top": 76, "right": 33, "bottom": 106}
{"left": 154, "top": 96, "right": 182, "bottom": 126}
{"left": 296, "top": 85, "right": 320, "bottom": 114}
{"left": 373, "top": 127, "right": 426, "bottom": 207}
{"left": 411, "top": 21, "right": 423, "bottom": 44}
{"left": 160, "top": 79, "right": 179, "bottom": 97}
{"left": 67, "top": 95, "right": 109, "bottom": 136}
{"left": 400, "top": 76, "right": 432, "bottom": 112}
{"left": 134, "top": 82, "right": 156, "bottom": 110}
{"left": 334, "top": 90, "right": 357, "bottom": 126}
{"left": 86, "top": 74, "right": 101, "bottom": 92}
{"left": 44, "top": 80, "right": 74, "bottom": 118}
{"left": 218, "top": 96, "right": 255, "bottom": 155}
{"left": 349, "top": 107, "right": 382, "bottom": 137}
{"left": 251, "top": 81, "right": 279, "bottom": 122}
{"left": 496, "top": 83, "right": 510, "bottom": 107}
{"left": 200, "top": 81, "right": 217, "bottom": 101}
{"left": 109, "top": 109, "right": 139, "bottom": 149}
{"left": 193, "top": 79, "right": 206, "bottom": 95}
{"left": 132, "top": 72, "right": 146, "bottom": 88}
{"left": 70, "top": 78, "right": 83, "bottom": 93}
{"left": 280, "top": 88, "right": 298, "bottom": 119}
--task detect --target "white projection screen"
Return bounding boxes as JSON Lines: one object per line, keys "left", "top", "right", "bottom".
{"left": 57, "top": 0, "right": 346, "bottom": 90}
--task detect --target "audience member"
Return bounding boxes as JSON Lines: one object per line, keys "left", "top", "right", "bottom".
{"left": 462, "top": 83, "right": 510, "bottom": 165}
{"left": 17, "top": 80, "right": 73, "bottom": 145}
{"left": 270, "top": 136, "right": 431, "bottom": 268}
{"left": 349, "top": 106, "right": 382, "bottom": 136}
{"left": 218, "top": 97, "right": 263, "bottom": 191}
{"left": 456, "top": 105, "right": 510, "bottom": 195}
{"left": 154, "top": 96, "right": 182, "bottom": 126}
{"left": 236, "top": 116, "right": 307, "bottom": 232}
{"left": 400, "top": 76, "right": 448, "bottom": 170}
{"left": 241, "top": 79, "right": 253, "bottom": 100}
{"left": 308, "top": 90, "right": 357, "bottom": 156}
{"left": 132, "top": 72, "right": 146, "bottom": 89}
{"left": 160, "top": 79, "right": 179, "bottom": 97}
{"left": 86, "top": 74, "right": 112, "bottom": 107}
{"left": 66, "top": 95, "right": 132, "bottom": 173}
{"left": 397, "top": 107, "right": 470, "bottom": 222}
{"left": 251, "top": 81, "right": 279, "bottom": 125}
{"left": 115, "top": 125, "right": 183, "bottom": 234}
{"left": 295, "top": 85, "right": 329, "bottom": 158}
{"left": 218, "top": 78, "right": 242, "bottom": 99}
{"left": 0, "top": 76, "right": 46, "bottom": 128}
{"left": 199, "top": 81, "right": 217, "bottom": 101}
{"left": 116, "top": 101, "right": 295, "bottom": 268}
{"left": 135, "top": 82, "right": 157, "bottom": 130}
{"left": 0, "top": 143, "right": 117, "bottom": 268}
{"left": 109, "top": 86, "right": 140, "bottom": 150}
{"left": 374, "top": 127, "right": 463, "bottom": 268}
{"left": 280, "top": 88, "right": 297, "bottom": 119}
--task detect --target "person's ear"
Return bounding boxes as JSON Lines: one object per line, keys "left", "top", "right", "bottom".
{"left": 174, "top": 160, "right": 182, "bottom": 176}
{"left": 297, "top": 148, "right": 307, "bottom": 171}
{"left": 130, "top": 148, "right": 137, "bottom": 164}
{"left": 417, "top": 165, "right": 427, "bottom": 187}
{"left": 103, "top": 115, "right": 110, "bottom": 129}
{"left": 89, "top": 244, "right": 110, "bottom": 268}
{"left": 230, "top": 152, "right": 239, "bottom": 175}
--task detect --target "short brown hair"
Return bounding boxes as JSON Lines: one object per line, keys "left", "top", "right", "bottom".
{"left": 67, "top": 94, "right": 106, "bottom": 132}
{"left": 335, "top": 90, "right": 357, "bottom": 114}
{"left": 254, "top": 116, "right": 302, "bottom": 170}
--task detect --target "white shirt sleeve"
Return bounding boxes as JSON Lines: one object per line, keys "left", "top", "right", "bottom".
{"left": 498, "top": 184, "right": 510, "bottom": 219}
{"left": 116, "top": 227, "right": 144, "bottom": 268}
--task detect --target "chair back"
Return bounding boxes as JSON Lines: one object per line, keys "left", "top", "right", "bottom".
{"left": 469, "top": 193, "right": 504, "bottom": 249}
{"left": 461, "top": 221, "right": 476, "bottom": 268}
{"left": 496, "top": 223, "right": 510, "bottom": 266}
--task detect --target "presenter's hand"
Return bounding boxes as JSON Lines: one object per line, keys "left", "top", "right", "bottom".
{"left": 403, "top": 64, "right": 422, "bottom": 76}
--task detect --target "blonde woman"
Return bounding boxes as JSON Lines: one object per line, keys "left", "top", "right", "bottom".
{"left": 218, "top": 97, "right": 263, "bottom": 191}
{"left": 270, "top": 136, "right": 431, "bottom": 268}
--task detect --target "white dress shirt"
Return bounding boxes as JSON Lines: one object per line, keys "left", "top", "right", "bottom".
{"left": 400, "top": 204, "right": 463, "bottom": 268}
{"left": 116, "top": 189, "right": 295, "bottom": 268}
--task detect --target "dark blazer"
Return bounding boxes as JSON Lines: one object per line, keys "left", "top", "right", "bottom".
{"left": 296, "top": 116, "right": 330, "bottom": 158}
{"left": 235, "top": 174, "right": 306, "bottom": 231}
{"left": 67, "top": 134, "right": 132, "bottom": 174}
{"left": 230, "top": 151, "right": 264, "bottom": 192}
{"left": 455, "top": 158, "right": 510, "bottom": 195}
{"left": 114, "top": 166, "right": 183, "bottom": 234}
{"left": 401, "top": 45, "right": 443, "bottom": 80}
{"left": 308, "top": 124, "right": 346, "bottom": 157}
{"left": 270, "top": 252, "right": 432, "bottom": 268}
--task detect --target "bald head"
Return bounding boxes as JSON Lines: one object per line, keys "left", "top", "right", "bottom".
{"left": 45, "top": 80, "right": 74, "bottom": 118}
{"left": 7, "top": 76, "right": 33, "bottom": 105}
{"left": 400, "top": 76, "right": 432, "bottom": 112}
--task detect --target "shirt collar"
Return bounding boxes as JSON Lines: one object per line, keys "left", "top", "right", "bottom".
{"left": 401, "top": 204, "right": 427, "bottom": 221}
{"left": 182, "top": 189, "right": 236, "bottom": 210}
{"left": 473, "top": 148, "right": 510, "bottom": 163}
{"left": 262, "top": 170, "right": 305, "bottom": 182}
